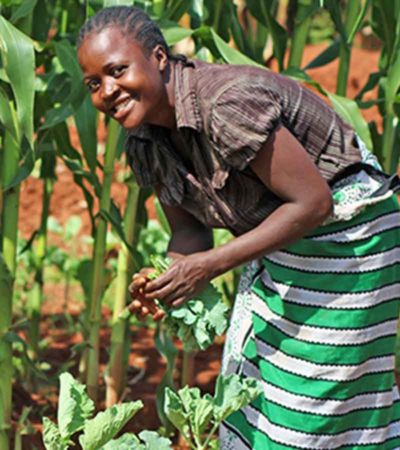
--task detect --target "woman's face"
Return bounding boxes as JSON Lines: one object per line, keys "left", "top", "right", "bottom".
{"left": 78, "top": 26, "right": 171, "bottom": 129}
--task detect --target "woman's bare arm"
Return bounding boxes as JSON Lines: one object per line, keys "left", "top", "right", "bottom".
{"left": 154, "top": 186, "right": 214, "bottom": 258}
{"left": 207, "top": 125, "right": 333, "bottom": 277}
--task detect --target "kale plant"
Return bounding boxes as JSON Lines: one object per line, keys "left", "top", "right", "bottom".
{"left": 42, "top": 372, "right": 172, "bottom": 450}
{"left": 164, "top": 373, "right": 263, "bottom": 450}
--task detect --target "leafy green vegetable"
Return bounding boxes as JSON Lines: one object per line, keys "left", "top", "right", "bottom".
{"left": 58, "top": 372, "right": 95, "bottom": 439}
{"left": 164, "top": 373, "right": 263, "bottom": 450}
{"left": 79, "top": 402, "right": 143, "bottom": 450}
{"left": 149, "top": 255, "right": 230, "bottom": 352}
{"left": 42, "top": 418, "right": 68, "bottom": 450}
{"left": 42, "top": 373, "right": 170, "bottom": 450}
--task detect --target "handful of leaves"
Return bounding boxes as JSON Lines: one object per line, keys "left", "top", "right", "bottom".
{"left": 164, "top": 373, "right": 263, "bottom": 450}
{"left": 125, "top": 255, "right": 230, "bottom": 352}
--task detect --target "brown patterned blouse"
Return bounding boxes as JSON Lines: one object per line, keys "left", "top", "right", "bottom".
{"left": 126, "top": 58, "right": 362, "bottom": 236}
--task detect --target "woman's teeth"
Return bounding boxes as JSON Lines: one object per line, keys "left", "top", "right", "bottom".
{"left": 113, "top": 97, "right": 134, "bottom": 114}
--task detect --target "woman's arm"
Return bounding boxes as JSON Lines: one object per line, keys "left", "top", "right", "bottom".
{"left": 208, "top": 125, "right": 333, "bottom": 277}
{"left": 154, "top": 186, "right": 214, "bottom": 258}
{"left": 144, "top": 126, "right": 333, "bottom": 306}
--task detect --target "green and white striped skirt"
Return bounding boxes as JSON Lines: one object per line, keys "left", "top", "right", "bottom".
{"left": 220, "top": 195, "right": 400, "bottom": 449}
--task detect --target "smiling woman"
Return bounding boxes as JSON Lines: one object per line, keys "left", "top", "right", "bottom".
{"left": 77, "top": 6, "right": 400, "bottom": 450}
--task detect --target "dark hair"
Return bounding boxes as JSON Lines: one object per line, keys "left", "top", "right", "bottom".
{"left": 77, "top": 6, "right": 176, "bottom": 59}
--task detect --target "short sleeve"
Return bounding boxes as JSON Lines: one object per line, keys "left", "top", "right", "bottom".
{"left": 209, "top": 83, "right": 282, "bottom": 170}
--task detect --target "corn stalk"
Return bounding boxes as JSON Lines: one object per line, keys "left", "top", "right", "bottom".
{"left": 0, "top": 16, "right": 35, "bottom": 450}
{"left": 86, "top": 119, "right": 120, "bottom": 401}
{"left": 105, "top": 174, "right": 141, "bottom": 407}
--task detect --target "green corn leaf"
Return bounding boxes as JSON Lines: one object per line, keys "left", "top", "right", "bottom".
{"left": 0, "top": 85, "right": 18, "bottom": 139}
{"left": 247, "top": 0, "right": 288, "bottom": 71}
{"left": 303, "top": 39, "right": 340, "bottom": 70}
{"left": 165, "top": 0, "right": 192, "bottom": 22}
{"left": 10, "top": 0, "right": 38, "bottom": 24}
{"left": 42, "top": 418, "right": 68, "bottom": 450}
{"left": 74, "top": 94, "right": 98, "bottom": 173}
{"left": 100, "top": 433, "right": 142, "bottom": 450}
{"left": 39, "top": 104, "right": 74, "bottom": 131}
{"left": 355, "top": 70, "right": 384, "bottom": 101}
{"left": 3, "top": 136, "right": 35, "bottom": 191}
{"left": 209, "top": 28, "right": 262, "bottom": 67}
{"left": 0, "top": 15, "right": 35, "bottom": 144}
{"left": 58, "top": 372, "right": 95, "bottom": 439}
{"left": 193, "top": 26, "right": 261, "bottom": 66}
{"left": 79, "top": 401, "right": 143, "bottom": 450}
{"left": 346, "top": 0, "right": 370, "bottom": 44}
{"left": 159, "top": 19, "right": 193, "bottom": 46}
{"left": 327, "top": 92, "right": 373, "bottom": 151}
{"left": 138, "top": 431, "right": 173, "bottom": 450}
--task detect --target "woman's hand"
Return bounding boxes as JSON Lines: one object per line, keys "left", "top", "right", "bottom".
{"left": 143, "top": 252, "right": 213, "bottom": 307}
{"left": 127, "top": 268, "right": 165, "bottom": 321}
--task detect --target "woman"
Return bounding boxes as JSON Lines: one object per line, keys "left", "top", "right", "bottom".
{"left": 77, "top": 6, "right": 400, "bottom": 449}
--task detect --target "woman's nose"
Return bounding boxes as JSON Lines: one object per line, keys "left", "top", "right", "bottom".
{"left": 100, "top": 78, "right": 119, "bottom": 100}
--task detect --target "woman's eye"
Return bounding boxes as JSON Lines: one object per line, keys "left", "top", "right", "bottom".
{"left": 111, "top": 66, "right": 126, "bottom": 77}
{"left": 86, "top": 79, "right": 99, "bottom": 92}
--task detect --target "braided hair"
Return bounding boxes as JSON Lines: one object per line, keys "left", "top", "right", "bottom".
{"left": 77, "top": 6, "right": 183, "bottom": 61}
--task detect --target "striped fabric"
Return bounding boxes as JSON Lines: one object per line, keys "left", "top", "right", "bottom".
{"left": 220, "top": 196, "right": 400, "bottom": 449}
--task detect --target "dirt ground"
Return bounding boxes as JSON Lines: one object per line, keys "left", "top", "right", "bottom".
{"left": 15, "top": 43, "right": 386, "bottom": 449}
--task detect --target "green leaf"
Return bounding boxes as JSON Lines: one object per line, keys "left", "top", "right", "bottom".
{"left": 159, "top": 19, "right": 193, "bottom": 46}
{"left": 327, "top": 93, "right": 373, "bottom": 151}
{"left": 164, "top": 0, "right": 192, "bottom": 22}
{"left": 0, "top": 85, "right": 18, "bottom": 139}
{"left": 74, "top": 94, "right": 98, "bottom": 173}
{"left": 58, "top": 372, "right": 95, "bottom": 439}
{"left": 3, "top": 136, "right": 35, "bottom": 191}
{"left": 100, "top": 433, "right": 142, "bottom": 450}
{"left": 154, "top": 326, "right": 177, "bottom": 430}
{"left": 0, "top": 15, "right": 35, "bottom": 143}
{"left": 42, "top": 417, "right": 67, "bottom": 450}
{"left": 10, "top": 0, "right": 38, "bottom": 24}
{"left": 138, "top": 430, "right": 173, "bottom": 450}
{"left": 212, "top": 374, "right": 263, "bottom": 423}
{"left": 39, "top": 104, "right": 73, "bottom": 131}
{"left": 164, "top": 388, "right": 189, "bottom": 437}
{"left": 304, "top": 39, "right": 340, "bottom": 69}
{"left": 79, "top": 401, "right": 143, "bottom": 450}
{"left": 346, "top": 0, "right": 370, "bottom": 44}
{"left": 247, "top": 0, "right": 288, "bottom": 71}
{"left": 209, "top": 28, "right": 261, "bottom": 67}
{"left": 192, "top": 397, "right": 213, "bottom": 438}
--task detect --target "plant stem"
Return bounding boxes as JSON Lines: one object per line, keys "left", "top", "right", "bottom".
{"left": 381, "top": 111, "right": 399, "bottom": 173}
{"left": 288, "top": 0, "right": 312, "bottom": 69}
{"left": 200, "top": 421, "right": 220, "bottom": 450}
{"left": 27, "top": 178, "right": 52, "bottom": 358}
{"left": 105, "top": 176, "right": 140, "bottom": 407}
{"left": 336, "top": 0, "right": 361, "bottom": 96}
{"left": 86, "top": 119, "right": 119, "bottom": 401}
{"left": 181, "top": 350, "right": 195, "bottom": 387}
{"left": 0, "top": 122, "right": 20, "bottom": 450}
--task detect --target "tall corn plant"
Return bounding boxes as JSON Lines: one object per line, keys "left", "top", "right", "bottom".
{"left": 0, "top": 16, "right": 35, "bottom": 450}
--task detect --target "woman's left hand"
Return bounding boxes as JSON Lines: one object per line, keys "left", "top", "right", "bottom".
{"left": 143, "top": 252, "right": 213, "bottom": 307}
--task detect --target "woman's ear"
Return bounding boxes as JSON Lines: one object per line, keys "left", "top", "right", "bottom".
{"left": 153, "top": 45, "right": 169, "bottom": 71}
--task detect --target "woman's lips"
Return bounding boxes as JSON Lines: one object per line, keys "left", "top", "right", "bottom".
{"left": 111, "top": 97, "right": 136, "bottom": 120}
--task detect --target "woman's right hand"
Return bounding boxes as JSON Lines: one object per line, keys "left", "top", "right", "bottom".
{"left": 127, "top": 269, "right": 165, "bottom": 321}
